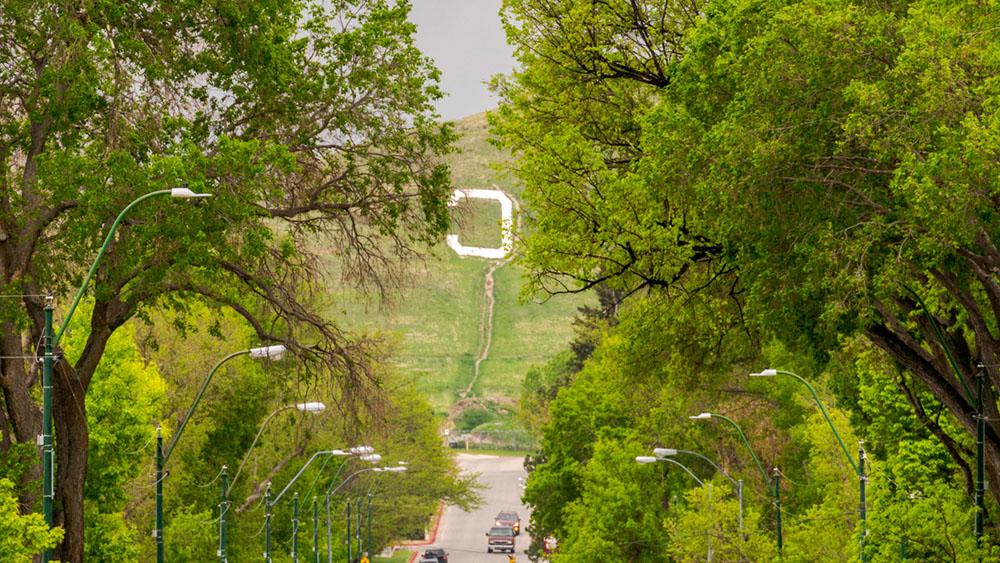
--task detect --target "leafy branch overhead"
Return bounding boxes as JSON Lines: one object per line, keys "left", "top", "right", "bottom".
{"left": 0, "top": 1, "right": 455, "bottom": 560}
{"left": 493, "top": 0, "right": 1000, "bottom": 519}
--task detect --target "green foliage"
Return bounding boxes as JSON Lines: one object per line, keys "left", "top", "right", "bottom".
{"left": 0, "top": 443, "right": 38, "bottom": 504}
{"left": 2, "top": 0, "right": 462, "bottom": 556}
{"left": 455, "top": 406, "right": 495, "bottom": 432}
{"left": 61, "top": 304, "right": 166, "bottom": 556}
{"left": 497, "top": 0, "right": 1000, "bottom": 557}
{"left": 552, "top": 438, "right": 672, "bottom": 562}
{"left": 84, "top": 509, "right": 140, "bottom": 562}
{"left": 164, "top": 506, "right": 217, "bottom": 562}
{"left": 0, "top": 478, "right": 63, "bottom": 561}
{"left": 667, "top": 484, "right": 776, "bottom": 562}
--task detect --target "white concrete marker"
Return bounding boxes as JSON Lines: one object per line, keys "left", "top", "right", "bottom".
{"left": 446, "top": 189, "right": 514, "bottom": 259}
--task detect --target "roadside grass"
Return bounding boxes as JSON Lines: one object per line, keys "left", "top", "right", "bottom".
{"left": 374, "top": 549, "right": 414, "bottom": 562}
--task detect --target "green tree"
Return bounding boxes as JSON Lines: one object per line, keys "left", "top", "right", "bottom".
{"left": 0, "top": 0, "right": 453, "bottom": 560}
{"left": 495, "top": 0, "right": 1000, "bottom": 523}
{"left": 667, "top": 484, "right": 776, "bottom": 562}
{"left": 0, "top": 477, "right": 63, "bottom": 561}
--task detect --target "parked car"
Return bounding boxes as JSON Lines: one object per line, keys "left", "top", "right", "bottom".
{"left": 486, "top": 525, "right": 516, "bottom": 553}
{"left": 495, "top": 510, "right": 521, "bottom": 535}
{"left": 419, "top": 548, "right": 449, "bottom": 563}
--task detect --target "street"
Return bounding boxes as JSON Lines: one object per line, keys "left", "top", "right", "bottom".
{"left": 421, "top": 453, "right": 531, "bottom": 563}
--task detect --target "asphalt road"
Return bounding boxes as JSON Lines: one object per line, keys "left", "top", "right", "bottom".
{"left": 421, "top": 453, "right": 531, "bottom": 563}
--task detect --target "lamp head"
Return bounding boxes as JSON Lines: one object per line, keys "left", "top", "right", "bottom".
{"left": 349, "top": 446, "right": 375, "bottom": 455}
{"left": 652, "top": 448, "right": 677, "bottom": 457}
{"left": 360, "top": 454, "right": 382, "bottom": 463}
{"left": 635, "top": 456, "right": 658, "bottom": 464}
{"left": 750, "top": 368, "right": 778, "bottom": 377}
{"left": 249, "top": 344, "right": 286, "bottom": 360}
{"left": 689, "top": 413, "right": 712, "bottom": 420}
{"left": 170, "top": 187, "right": 212, "bottom": 198}
{"left": 386, "top": 466, "right": 407, "bottom": 473}
{"left": 295, "top": 402, "right": 326, "bottom": 412}
{"left": 329, "top": 449, "right": 349, "bottom": 456}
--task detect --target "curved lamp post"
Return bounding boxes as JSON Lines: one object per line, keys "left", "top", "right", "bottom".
{"left": 294, "top": 446, "right": 373, "bottom": 563}
{"left": 263, "top": 448, "right": 360, "bottom": 562}
{"left": 156, "top": 344, "right": 286, "bottom": 563}
{"left": 40, "top": 187, "right": 209, "bottom": 563}
{"left": 653, "top": 448, "right": 743, "bottom": 531}
{"left": 218, "top": 401, "right": 327, "bottom": 562}
{"left": 637, "top": 456, "right": 713, "bottom": 560}
{"left": 324, "top": 464, "right": 405, "bottom": 563}
{"left": 690, "top": 412, "right": 782, "bottom": 553}
{"left": 751, "top": 368, "right": 867, "bottom": 558}
{"left": 362, "top": 461, "right": 408, "bottom": 559}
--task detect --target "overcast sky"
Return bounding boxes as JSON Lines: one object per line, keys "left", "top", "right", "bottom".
{"left": 408, "top": 0, "right": 516, "bottom": 121}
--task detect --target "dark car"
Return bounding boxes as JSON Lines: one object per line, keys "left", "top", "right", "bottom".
{"left": 495, "top": 510, "right": 521, "bottom": 535}
{"left": 419, "top": 548, "right": 449, "bottom": 563}
{"left": 486, "top": 525, "right": 516, "bottom": 553}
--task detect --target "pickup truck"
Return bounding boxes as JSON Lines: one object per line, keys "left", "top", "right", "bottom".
{"left": 486, "top": 525, "right": 516, "bottom": 553}
{"left": 495, "top": 510, "right": 521, "bottom": 535}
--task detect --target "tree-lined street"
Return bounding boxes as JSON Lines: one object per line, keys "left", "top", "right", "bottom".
{"left": 4, "top": 0, "right": 1000, "bottom": 560}
{"left": 422, "top": 454, "right": 531, "bottom": 563}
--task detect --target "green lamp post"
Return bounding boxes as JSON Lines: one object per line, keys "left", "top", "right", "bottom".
{"left": 689, "top": 411, "right": 781, "bottom": 553}
{"left": 40, "top": 187, "right": 209, "bottom": 562}
{"left": 751, "top": 368, "right": 867, "bottom": 558}
{"left": 653, "top": 448, "right": 744, "bottom": 531}
{"left": 637, "top": 455, "right": 713, "bottom": 560}
{"left": 219, "top": 401, "right": 326, "bottom": 562}
{"left": 323, "top": 463, "right": 406, "bottom": 563}
{"left": 155, "top": 343, "right": 287, "bottom": 563}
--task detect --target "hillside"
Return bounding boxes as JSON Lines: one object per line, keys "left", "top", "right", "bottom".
{"left": 324, "top": 113, "right": 591, "bottom": 415}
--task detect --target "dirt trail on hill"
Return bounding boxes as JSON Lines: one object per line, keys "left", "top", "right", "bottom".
{"left": 461, "top": 255, "right": 512, "bottom": 399}
{"left": 460, "top": 188, "right": 519, "bottom": 400}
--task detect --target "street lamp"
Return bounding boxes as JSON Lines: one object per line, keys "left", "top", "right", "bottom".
{"left": 324, "top": 463, "right": 405, "bottom": 563}
{"left": 40, "top": 187, "right": 210, "bottom": 562}
{"left": 653, "top": 448, "right": 744, "bottom": 531}
{"left": 365, "top": 461, "right": 409, "bottom": 553}
{"left": 219, "top": 401, "right": 327, "bottom": 562}
{"left": 690, "top": 411, "right": 782, "bottom": 553}
{"left": 156, "top": 344, "right": 286, "bottom": 563}
{"left": 264, "top": 449, "right": 356, "bottom": 562}
{"left": 291, "top": 446, "right": 372, "bottom": 563}
{"left": 750, "top": 367, "right": 867, "bottom": 557}
{"left": 636, "top": 456, "right": 713, "bottom": 560}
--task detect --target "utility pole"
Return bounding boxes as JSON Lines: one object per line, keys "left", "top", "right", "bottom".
{"left": 367, "top": 492, "right": 373, "bottom": 559}
{"left": 264, "top": 483, "right": 273, "bottom": 562}
{"left": 42, "top": 298, "right": 54, "bottom": 563}
{"left": 155, "top": 426, "right": 164, "bottom": 562}
{"left": 976, "top": 366, "right": 985, "bottom": 555}
{"left": 292, "top": 493, "right": 300, "bottom": 563}
{"left": 313, "top": 496, "right": 320, "bottom": 563}
{"left": 859, "top": 442, "right": 867, "bottom": 562}
{"left": 773, "top": 467, "right": 782, "bottom": 555}
{"left": 219, "top": 465, "right": 228, "bottom": 562}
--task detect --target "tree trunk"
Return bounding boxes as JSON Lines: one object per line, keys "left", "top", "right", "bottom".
{"left": 0, "top": 320, "right": 43, "bottom": 511}
{"left": 53, "top": 363, "right": 89, "bottom": 563}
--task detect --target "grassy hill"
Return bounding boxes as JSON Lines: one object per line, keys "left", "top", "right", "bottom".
{"left": 325, "top": 113, "right": 591, "bottom": 414}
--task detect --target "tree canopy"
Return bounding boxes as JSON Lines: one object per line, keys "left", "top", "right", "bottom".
{"left": 0, "top": 0, "right": 456, "bottom": 559}
{"left": 495, "top": 0, "right": 1000, "bottom": 558}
